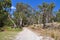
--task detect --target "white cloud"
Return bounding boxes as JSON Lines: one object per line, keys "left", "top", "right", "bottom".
{"left": 11, "top": 6, "right": 16, "bottom": 9}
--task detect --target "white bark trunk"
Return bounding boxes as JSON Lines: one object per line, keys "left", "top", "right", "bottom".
{"left": 38, "top": 20, "right": 39, "bottom": 24}
{"left": 20, "top": 18, "right": 22, "bottom": 27}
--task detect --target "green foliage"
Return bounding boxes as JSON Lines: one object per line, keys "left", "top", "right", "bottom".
{"left": 56, "top": 9, "right": 60, "bottom": 22}
{"left": 38, "top": 2, "right": 55, "bottom": 28}
{"left": 0, "top": 0, "right": 11, "bottom": 8}
{"left": 4, "top": 19, "right": 13, "bottom": 26}
{"left": 1, "top": 26, "right": 22, "bottom": 31}
{"left": 0, "top": 0, "right": 11, "bottom": 27}
{"left": 13, "top": 3, "right": 34, "bottom": 27}
{"left": 4, "top": 27, "right": 22, "bottom": 31}
{"left": 0, "top": 11, "right": 8, "bottom": 27}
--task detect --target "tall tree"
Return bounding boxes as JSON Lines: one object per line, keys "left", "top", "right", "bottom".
{"left": 38, "top": 3, "right": 55, "bottom": 28}
{"left": 47, "top": 3, "right": 55, "bottom": 23}
{"left": 35, "top": 11, "right": 42, "bottom": 24}
{"left": 56, "top": 9, "right": 60, "bottom": 22}
{"left": 0, "top": 0, "right": 11, "bottom": 27}
{"left": 38, "top": 3, "right": 48, "bottom": 28}
{"left": 14, "top": 3, "right": 33, "bottom": 27}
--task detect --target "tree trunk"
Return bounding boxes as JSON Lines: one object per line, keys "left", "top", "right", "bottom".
{"left": 19, "top": 18, "right": 22, "bottom": 28}
{"left": 38, "top": 19, "right": 40, "bottom": 24}
{"left": 8, "top": 15, "right": 17, "bottom": 28}
{"left": 42, "top": 8, "right": 46, "bottom": 29}
{"left": 42, "top": 14, "right": 46, "bottom": 29}
{"left": 38, "top": 15, "right": 41, "bottom": 24}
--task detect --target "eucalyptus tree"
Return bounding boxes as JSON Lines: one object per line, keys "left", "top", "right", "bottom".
{"left": 35, "top": 11, "right": 43, "bottom": 24}
{"left": 14, "top": 3, "right": 34, "bottom": 27}
{"left": 38, "top": 3, "right": 48, "bottom": 28}
{"left": 56, "top": 9, "right": 60, "bottom": 22}
{"left": 0, "top": 0, "right": 11, "bottom": 27}
{"left": 28, "top": 14, "right": 37, "bottom": 24}
{"left": 47, "top": 3, "right": 55, "bottom": 23}
{"left": 38, "top": 2, "right": 55, "bottom": 28}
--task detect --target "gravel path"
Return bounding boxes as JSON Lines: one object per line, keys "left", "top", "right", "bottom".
{"left": 14, "top": 27, "right": 54, "bottom": 40}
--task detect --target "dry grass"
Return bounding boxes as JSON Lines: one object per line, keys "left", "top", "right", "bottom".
{"left": 0, "top": 31, "right": 18, "bottom": 40}
{"left": 0, "top": 26, "right": 22, "bottom": 40}
{"left": 28, "top": 24, "right": 60, "bottom": 40}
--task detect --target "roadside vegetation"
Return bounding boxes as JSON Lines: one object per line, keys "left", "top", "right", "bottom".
{"left": 0, "top": 31, "right": 18, "bottom": 40}
{"left": 0, "top": 26, "right": 22, "bottom": 40}
{"left": 28, "top": 23, "right": 60, "bottom": 40}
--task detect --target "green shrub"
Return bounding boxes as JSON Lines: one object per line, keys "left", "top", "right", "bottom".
{"left": 3, "top": 26, "right": 22, "bottom": 32}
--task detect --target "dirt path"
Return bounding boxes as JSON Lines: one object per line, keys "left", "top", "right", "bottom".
{"left": 14, "top": 27, "right": 54, "bottom": 40}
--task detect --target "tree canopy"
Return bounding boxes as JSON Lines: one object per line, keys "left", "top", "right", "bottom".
{"left": 0, "top": 0, "right": 11, "bottom": 27}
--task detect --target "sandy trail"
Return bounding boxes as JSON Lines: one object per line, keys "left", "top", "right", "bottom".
{"left": 14, "top": 27, "right": 54, "bottom": 40}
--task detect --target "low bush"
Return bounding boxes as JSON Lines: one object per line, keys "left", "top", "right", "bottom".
{"left": 0, "top": 26, "right": 22, "bottom": 32}
{"left": 29, "top": 25, "right": 60, "bottom": 40}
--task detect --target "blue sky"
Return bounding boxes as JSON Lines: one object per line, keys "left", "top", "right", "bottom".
{"left": 11, "top": 0, "right": 60, "bottom": 14}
